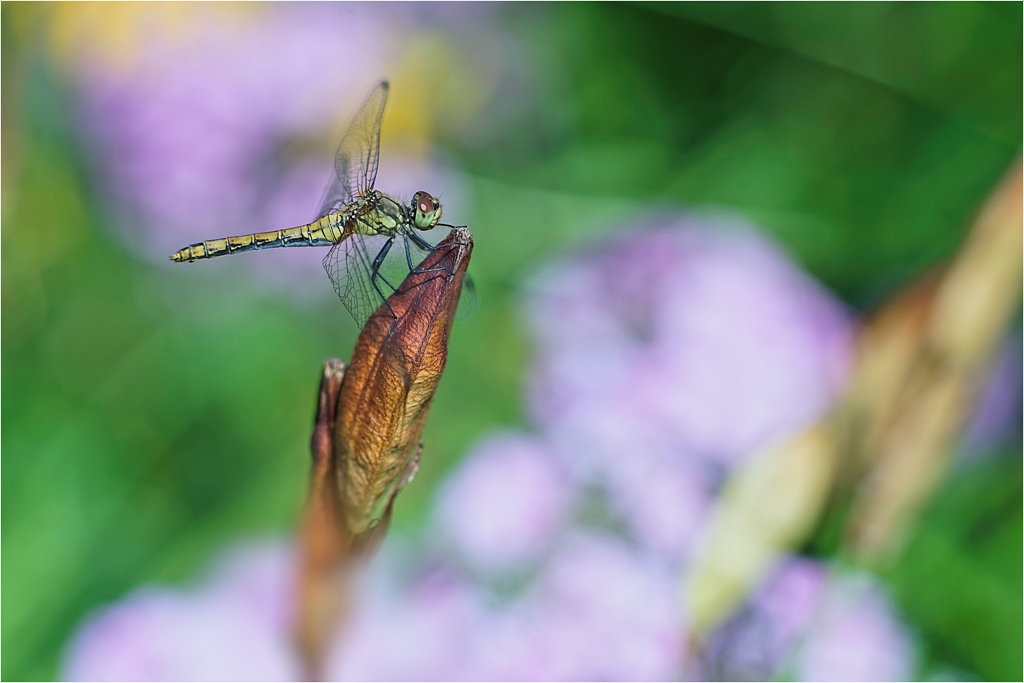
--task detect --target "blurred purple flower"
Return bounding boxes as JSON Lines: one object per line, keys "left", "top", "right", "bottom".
{"left": 960, "top": 335, "right": 1022, "bottom": 457}
{"left": 754, "top": 558, "right": 829, "bottom": 657}
{"left": 696, "top": 558, "right": 828, "bottom": 680}
{"left": 604, "top": 454, "right": 714, "bottom": 563}
{"left": 327, "top": 566, "right": 488, "bottom": 681}
{"left": 467, "top": 533, "right": 684, "bottom": 681}
{"left": 697, "top": 558, "right": 915, "bottom": 682}
{"left": 527, "top": 214, "right": 854, "bottom": 561}
{"left": 434, "top": 432, "right": 575, "bottom": 574}
{"left": 332, "top": 533, "right": 682, "bottom": 681}
{"left": 795, "top": 573, "right": 916, "bottom": 682}
{"left": 529, "top": 215, "right": 853, "bottom": 471}
{"left": 61, "top": 540, "right": 913, "bottom": 682}
{"left": 63, "top": 541, "right": 300, "bottom": 682}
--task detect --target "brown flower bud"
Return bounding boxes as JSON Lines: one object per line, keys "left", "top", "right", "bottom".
{"left": 334, "top": 227, "right": 474, "bottom": 536}
{"left": 296, "top": 228, "right": 473, "bottom": 678}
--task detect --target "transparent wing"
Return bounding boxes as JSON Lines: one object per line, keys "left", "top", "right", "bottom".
{"left": 323, "top": 234, "right": 390, "bottom": 328}
{"left": 317, "top": 81, "right": 389, "bottom": 219}
{"left": 337, "top": 81, "right": 388, "bottom": 199}
{"left": 315, "top": 173, "right": 351, "bottom": 220}
{"left": 321, "top": 228, "right": 474, "bottom": 328}
{"left": 455, "top": 272, "right": 479, "bottom": 322}
{"left": 321, "top": 229, "right": 431, "bottom": 328}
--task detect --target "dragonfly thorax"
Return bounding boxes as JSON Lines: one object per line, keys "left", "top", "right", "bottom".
{"left": 348, "top": 191, "right": 408, "bottom": 237}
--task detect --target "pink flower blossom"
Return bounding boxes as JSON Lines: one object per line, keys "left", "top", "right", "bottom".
{"left": 696, "top": 559, "right": 916, "bottom": 682}
{"left": 327, "top": 567, "right": 488, "bottom": 681}
{"left": 527, "top": 215, "right": 854, "bottom": 562}
{"left": 63, "top": 541, "right": 300, "bottom": 682}
{"left": 469, "top": 533, "right": 685, "bottom": 681}
{"left": 328, "top": 534, "right": 684, "bottom": 681}
{"left": 434, "top": 432, "right": 575, "bottom": 574}
{"left": 529, "top": 215, "right": 853, "bottom": 471}
{"left": 796, "top": 573, "right": 916, "bottom": 681}
{"left": 528, "top": 532, "right": 685, "bottom": 680}
{"left": 695, "top": 558, "right": 829, "bottom": 681}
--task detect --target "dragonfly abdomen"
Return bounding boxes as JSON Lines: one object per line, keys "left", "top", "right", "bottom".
{"left": 170, "top": 213, "right": 348, "bottom": 262}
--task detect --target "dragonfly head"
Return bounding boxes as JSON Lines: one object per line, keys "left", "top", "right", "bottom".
{"left": 411, "top": 191, "right": 442, "bottom": 230}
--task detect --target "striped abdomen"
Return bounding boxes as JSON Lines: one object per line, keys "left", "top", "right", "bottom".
{"left": 170, "top": 212, "right": 349, "bottom": 263}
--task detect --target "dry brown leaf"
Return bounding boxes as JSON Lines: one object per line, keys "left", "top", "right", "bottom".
{"left": 846, "top": 161, "right": 1022, "bottom": 566}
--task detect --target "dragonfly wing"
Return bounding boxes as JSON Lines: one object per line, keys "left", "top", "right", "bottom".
{"left": 455, "top": 272, "right": 479, "bottom": 322}
{"left": 323, "top": 234, "right": 391, "bottom": 328}
{"left": 322, "top": 229, "right": 466, "bottom": 328}
{"left": 316, "top": 173, "right": 351, "bottom": 220}
{"left": 335, "top": 81, "right": 388, "bottom": 199}
{"left": 316, "top": 81, "right": 388, "bottom": 219}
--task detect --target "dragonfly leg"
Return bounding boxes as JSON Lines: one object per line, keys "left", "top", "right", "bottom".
{"left": 403, "top": 235, "right": 418, "bottom": 271}
{"left": 368, "top": 237, "right": 402, "bottom": 319}
{"left": 406, "top": 230, "right": 437, "bottom": 253}
{"left": 370, "top": 236, "right": 394, "bottom": 279}
{"left": 406, "top": 232, "right": 456, "bottom": 277}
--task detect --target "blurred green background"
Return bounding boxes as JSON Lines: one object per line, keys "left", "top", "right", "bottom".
{"left": 2, "top": 3, "right": 1020, "bottom": 680}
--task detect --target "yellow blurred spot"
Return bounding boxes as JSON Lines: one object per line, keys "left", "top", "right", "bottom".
{"left": 381, "top": 32, "right": 491, "bottom": 157}
{"left": 44, "top": 2, "right": 261, "bottom": 75}
{"left": 384, "top": 38, "right": 442, "bottom": 156}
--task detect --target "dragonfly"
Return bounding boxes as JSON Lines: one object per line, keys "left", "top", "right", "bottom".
{"left": 170, "top": 80, "right": 470, "bottom": 327}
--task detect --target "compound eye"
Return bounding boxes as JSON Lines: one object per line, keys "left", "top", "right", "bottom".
{"left": 412, "top": 191, "right": 441, "bottom": 229}
{"left": 417, "top": 192, "right": 434, "bottom": 214}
